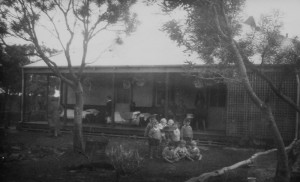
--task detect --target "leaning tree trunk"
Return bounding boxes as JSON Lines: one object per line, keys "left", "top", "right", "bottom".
{"left": 73, "top": 82, "right": 85, "bottom": 153}
{"left": 230, "top": 40, "right": 290, "bottom": 182}
{"left": 263, "top": 106, "right": 290, "bottom": 182}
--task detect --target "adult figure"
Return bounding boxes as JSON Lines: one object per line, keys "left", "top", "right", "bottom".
{"left": 175, "top": 98, "right": 187, "bottom": 127}
{"left": 48, "top": 96, "right": 62, "bottom": 137}
{"left": 194, "top": 90, "right": 208, "bottom": 130}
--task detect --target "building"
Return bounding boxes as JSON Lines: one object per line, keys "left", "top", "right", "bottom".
{"left": 20, "top": 49, "right": 299, "bottom": 145}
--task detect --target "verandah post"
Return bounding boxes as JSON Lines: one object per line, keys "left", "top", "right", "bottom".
{"left": 164, "top": 72, "right": 169, "bottom": 118}
{"left": 112, "top": 72, "right": 115, "bottom": 124}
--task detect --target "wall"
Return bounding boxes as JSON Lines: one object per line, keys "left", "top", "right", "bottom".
{"left": 67, "top": 74, "right": 113, "bottom": 106}
{"left": 67, "top": 73, "right": 154, "bottom": 107}
{"left": 132, "top": 80, "right": 153, "bottom": 107}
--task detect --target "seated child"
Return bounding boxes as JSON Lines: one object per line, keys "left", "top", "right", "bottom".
{"left": 162, "top": 145, "right": 179, "bottom": 163}
{"left": 148, "top": 121, "right": 162, "bottom": 159}
{"left": 174, "top": 140, "right": 189, "bottom": 160}
{"left": 187, "top": 140, "right": 202, "bottom": 161}
{"left": 181, "top": 118, "right": 193, "bottom": 144}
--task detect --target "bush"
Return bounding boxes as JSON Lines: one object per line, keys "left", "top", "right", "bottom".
{"left": 107, "top": 144, "right": 144, "bottom": 177}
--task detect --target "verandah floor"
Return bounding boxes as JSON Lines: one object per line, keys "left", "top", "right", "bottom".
{"left": 19, "top": 121, "right": 238, "bottom": 146}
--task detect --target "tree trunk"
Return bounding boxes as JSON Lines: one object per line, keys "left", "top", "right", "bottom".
{"left": 263, "top": 106, "right": 290, "bottom": 182}
{"left": 230, "top": 40, "right": 290, "bottom": 182}
{"left": 73, "top": 82, "right": 85, "bottom": 153}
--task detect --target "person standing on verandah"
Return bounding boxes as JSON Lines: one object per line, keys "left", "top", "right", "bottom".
{"left": 194, "top": 90, "right": 208, "bottom": 130}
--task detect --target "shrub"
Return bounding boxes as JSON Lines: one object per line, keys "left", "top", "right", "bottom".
{"left": 107, "top": 144, "right": 144, "bottom": 177}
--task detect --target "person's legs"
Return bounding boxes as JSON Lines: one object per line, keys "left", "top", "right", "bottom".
{"left": 148, "top": 138, "right": 154, "bottom": 159}
{"left": 154, "top": 140, "right": 161, "bottom": 158}
{"left": 149, "top": 146, "right": 154, "bottom": 159}
{"left": 54, "top": 127, "right": 58, "bottom": 137}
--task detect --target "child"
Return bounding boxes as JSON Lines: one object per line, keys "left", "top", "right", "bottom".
{"left": 171, "top": 123, "right": 181, "bottom": 147}
{"left": 158, "top": 118, "right": 167, "bottom": 129}
{"left": 162, "top": 145, "right": 179, "bottom": 163}
{"left": 148, "top": 121, "right": 162, "bottom": 159}
{"left": 158, "top": 118, "right": 167, "bottom": 140}
{"left": 181, "top": 118, "right": 193, "bottom": 144}
{"left": 167, "top": 119, "right": 174, "bottom": 126}
{"left": 144, "top": 115, "right": 158, "bottom": 159}
{"left": 188, "top": 140, "right": 202, "bottom": 161}
{"left": 144, "top": 115, "right": 157, "bottom": 137}
{"left": 174, "top": 140, "right": 189, "bottom": 160}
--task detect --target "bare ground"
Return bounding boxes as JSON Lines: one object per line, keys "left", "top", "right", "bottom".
{"left": 0, "top": 127, "right": 277, "bottom": 182}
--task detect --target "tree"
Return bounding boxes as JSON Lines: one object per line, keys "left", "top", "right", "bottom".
{"left": 240, "top": 11, "right": 300, "bottom": 118}
{"left": 161, "top": 0, "right": 294, "bottom": 181}
{"left": 0, "top": 0, "right": 138, "bottom": 153}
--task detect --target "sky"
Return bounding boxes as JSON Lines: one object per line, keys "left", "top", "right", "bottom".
{"left": 6, "top": 0, "right": 300, "bottom": 66}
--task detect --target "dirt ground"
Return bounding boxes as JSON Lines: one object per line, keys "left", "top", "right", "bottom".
{"left": 0, "top": 127, "right": 278, "bottom": 182}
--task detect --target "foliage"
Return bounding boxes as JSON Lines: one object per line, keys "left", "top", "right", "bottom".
{"left": 240, "top": 10, "right": 300, "bottom": 65}
{"left": 0, "top": 0, "right": 138, "bottom": 87}
{"left": 107, "top": 144, "right": 144, "bottom": 176}
{"left": 160, "top": 1, "right": 293, "bottom": 182}
{"left": 162, "top": 0, "right": 245, "bottom": 65}
{"left": 162, "top": 0, "right": 299, "bottom": 68}
{"left": 0, "top": 44, "right": 32, "bottom": 94}
{"left": 0, "top": 0, "right": 138, "bottom": 152}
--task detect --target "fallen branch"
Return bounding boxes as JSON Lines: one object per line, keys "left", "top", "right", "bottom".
{"left": 185, "top": 141, "right": 296, "bottom": 182}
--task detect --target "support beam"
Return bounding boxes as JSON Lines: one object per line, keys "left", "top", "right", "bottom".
{"left": 296, "top": 72, "right": 300, "bottom": 140}
{"left": 46, "top": 75, "right": 49, "bottom": 120}
{"left": 63, "top": 82, "right": 68, "bottom": 126}
{"left": 164, "top": 72, "right": 169, "bottom": 117}
{"left": 21, "top": 69, "right": 25, "bottom": 122}
{"left": 112, "top": 73, "right": 115, "bottom": 124}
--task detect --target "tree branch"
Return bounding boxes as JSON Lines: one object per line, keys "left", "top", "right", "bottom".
{"left": 212, "top": 4, "right": 229, "bottom": 40}
{"left": 185, "top": 141, "right": 297, "bottom": 182}
{"left": 51, "top": 0, "right": 77, "bottom": 80}
{"left": 244, "top": 59, "right": 300, "bottom": 114}
{"left": 219, "top": 0, "right": 231, "bottom": 36}
{"left": 41, "top": 10, "right": 66, "bottom": 51}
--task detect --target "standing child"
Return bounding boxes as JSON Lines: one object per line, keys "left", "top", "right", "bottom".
{"left": 158, "top": 118, "right": 167, "bottom": 140}
{"left": 188, "top": 140, "right": 202, "bottom": 161}
{"left": 167, "top": 119, "right": 174, "bottom": 126}
{"left": 148, "top": 121, "right": 162, "bottom": 159}
{"left": 181, "top": 118, "right": 193, "bottom": 144}
{"left": 171, "top": 123, "right": 181, "bottom": 147}
{"left": 144, "top": 115, "right": 157, "bottom": 159}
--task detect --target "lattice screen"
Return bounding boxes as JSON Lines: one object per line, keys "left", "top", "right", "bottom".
{"left": 226, "top": 68, "right": 297, "bottom": 142}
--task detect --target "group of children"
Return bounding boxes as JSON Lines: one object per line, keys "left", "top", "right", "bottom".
{"left": 144, "top": 115, "right": 202, "bottom": 163}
